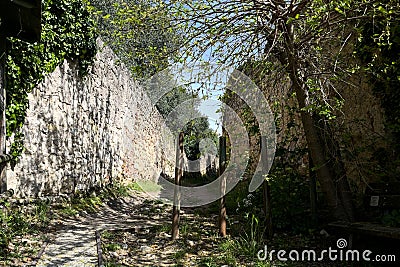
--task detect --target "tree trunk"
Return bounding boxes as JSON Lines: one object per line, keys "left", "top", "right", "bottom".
{"left": 293, "top": 74, "right": 354, "bottom": 221}
{"left": 261, "top": 136, "right": 273, "bottom": 239}
{"left": 309, "top": 152, "right": 318, "bottom": 226}
{"left": 320, "top": 124, "right": 355, "bottom": 222}
{"left": 279, "top": 25, "right": 355, "bottom": 222}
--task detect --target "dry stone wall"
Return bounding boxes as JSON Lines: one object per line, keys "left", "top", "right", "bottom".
{"left": 226, "top": 63, "right": 389, "bottom": 205}
{"left": 5, "top": 40, "right": 175, "bottom": 198}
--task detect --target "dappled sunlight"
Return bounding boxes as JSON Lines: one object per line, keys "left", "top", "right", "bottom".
{"left": 100, "top": 203, "right": 224, "bottom": 267}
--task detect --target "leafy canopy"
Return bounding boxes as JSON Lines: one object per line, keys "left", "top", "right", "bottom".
{"left": 92, "top": 0, "right": 179, "bottom": 78}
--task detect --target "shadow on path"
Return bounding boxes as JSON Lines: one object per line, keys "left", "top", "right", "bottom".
{"left": 37, "top": 191, "right": 170, "bottom": 267}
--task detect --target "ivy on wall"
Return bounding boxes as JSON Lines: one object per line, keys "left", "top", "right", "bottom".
{"left": 355, "top": 1, "right": 400, "bottom": 179}
{"left": 357, "top": 16, "right": 400, "bottom": 139}
{"left": 5, "top": 0, "right": 98, "bottom": 160}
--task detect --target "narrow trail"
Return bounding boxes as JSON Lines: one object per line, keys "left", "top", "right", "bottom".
{"left": 36, "top": 192, "right": 172, "bottom": 267}
{"left": 29, "top": 189, "right": 343, "bottom": 267}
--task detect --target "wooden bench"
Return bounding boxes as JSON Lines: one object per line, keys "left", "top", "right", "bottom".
{"left": 328, "top": 221, "right": 400, "bottom": 240}
{"left": 328, "top": 182, "right": 400, "bottom": 247}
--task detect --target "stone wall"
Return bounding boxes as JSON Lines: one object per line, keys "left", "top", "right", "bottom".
{"left": 5, "top": 40, "right": 175, "bottom": 198}
{"left": 225, "top": 62, "right": 389, "bottom": 205}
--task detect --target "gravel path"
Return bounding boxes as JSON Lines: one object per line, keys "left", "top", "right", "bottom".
{"left": 36, "top": 192, "right": 154, "bottom": 267}
{"left": 36, "top": 228, "right": 97, "bottom": 267}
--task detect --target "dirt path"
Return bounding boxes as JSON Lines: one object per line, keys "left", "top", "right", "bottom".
{"left": 35, "top": 191, "right": 222, "bottom": 267}
{"left": 36, "top": 192, "right": 162, "bottom": 266}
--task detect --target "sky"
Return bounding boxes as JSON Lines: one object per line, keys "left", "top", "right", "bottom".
{"left": 197, "top": 89, "right": 224, "bottom": 135}
{"left": 174, "top": 62, "right": 235, "bottom": 136}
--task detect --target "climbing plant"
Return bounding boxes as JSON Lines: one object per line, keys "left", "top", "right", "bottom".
{"left": 347, "top": 0, "right": 400, "bottom": 184}
{"left": 5, "top": 0, "right": 98, "bottom": 160}
{"left": 355, "top": 1, "right": 400, "bottom": 151}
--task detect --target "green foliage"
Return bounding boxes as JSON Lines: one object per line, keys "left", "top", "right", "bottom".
{"left": 237, "top": 105, "right": 260, "bottom": 136}
{"left": 355, "top": 1, "right": 400, "bottom": 152}
{"left": 198, "top": 257, "right": 218, "bottom": 267}
{"left": 101, "top": 230, "right": 113, "bottom": 239}
{"left": 228, "top": 166, "right": 310, "bottom": 235}
{"left": 382, "top": 209, "right": 400, "bottom": 227}
{"left": 104, "top": 242, "right": 121, "bottom": 252}
{"left": 0, "top": 199, "right": 51, "bottom": 259}
{"left": 225, "top": 95, "right": 312, "bottom": 233}
{"left": 57, "top": 182, "right": 140, "bottom": 218}
{"left": 224, "top": 184, "right": 266, "bottom": 261}
{"left": 198, "top": 214, "right": 268, "bottom": 266}
{"left": 267, "top": 164, "right": 311, "bottom": 232}
{"left": 209, "top": 239, "right": 237, "bottom": 265}
{"left": 196, "top": 239, "right": 238, "bottom": 266}
{"left": 154, "top": 222, "right": 171, "bottom": 234}
{"left": 301, "top": 78, "right": 344, "bottom": 121}
{"left": 226, "top": 181, "right": 255, "bottom": 212}
{"left": 155, "top": 86, "right": 218, "bottom": 163}
{"left": 155, "top": 86, "right": 195, "bottom": 117}
{"left": 92, "top": 0, "right": 177, "bottom": 78}
{"left": 183, "top": 117, "right": 218, "bottom": 161}
{"left": 268, "top": 99, "right": 311, "bottom": 232}
{"left": 236, "top": 213, "right": 264, "bottom": 258}
{"left": 5, "top": 0, "right": 98, "bottom": 160}
{"left": 126, "top": 181, "right": 144, "bottom": 193}
{"left": 350, "top": 1, "right": 400, "bottom": 187}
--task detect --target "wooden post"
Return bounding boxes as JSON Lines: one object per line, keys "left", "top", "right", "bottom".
{"left": 309, "top": 152, "right": 318, "bottom": 226}
{"left": 218, "top": 135, "right": 227, "bottom": 237}
{"left": 261, "top": 136, "right": 273, "bottom": 239}
{"left": 172, "top": 132, "right": 184, "bottom": 240}
{"left": 0, "top": 31, "right": 7, "bottom": 193}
